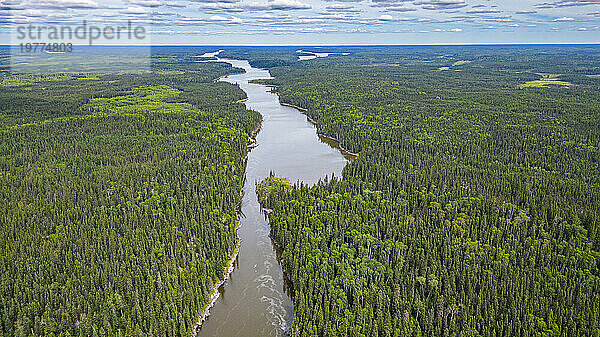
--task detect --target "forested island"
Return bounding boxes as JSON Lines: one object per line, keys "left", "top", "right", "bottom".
{"left": 1, "top": 45, "right": 599, "bottom": 336}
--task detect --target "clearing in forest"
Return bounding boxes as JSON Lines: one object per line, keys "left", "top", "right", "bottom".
{"left": 452, "top": 60, "right": 471, "bottom": 66}
{"left": 520, "top": 73, "right": 572, "bottom": 88}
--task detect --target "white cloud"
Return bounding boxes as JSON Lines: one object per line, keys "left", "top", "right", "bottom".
{"left": 553, "top": 16, "right": 575, "bottom": 21}
{"left": 429, "top": 27, "right": 462, "bottom": 32}
{"left": 0, "top": 0, "right": 25, "bottom": 10}
{"left": 247, "top": 0, "right": 311, "bottom": 10}
{"left": 34, "top": 0, "right": 102, "bottom": 9}
{"left": 130, "top": 0, "right": 161, "bottom": 7}
{"left": 200, "top": 0, "right": 311, "bottom": 12}
{"left": 467, "top": 8, "right": 501, "bottom": 14}
{"left": 21, "top": 9, "right": 46, "bottom": 17}
{"left": 209, "top": 14, "right": 229, "bottom": 21}
{"left": 164, "top": 1, "right": 186, "bottom": 7}
{"left": 414, "top": 0, "right": 467, "bottom": 10}
{"left": 536, "top": 0, "right": 600, "bottom": 9}
{"left": 120, "top": 6, "right": 149, "bottom": 14}
{"left": 297, "top": 18, "right": 325, "bottom": 23}
{"left": 379, "top": 14, "right": 394, "bottom": 20}
{"left": 199, "top": 2, "right": 244, "bottom": 12}
{"left": 325, "top": 4, "right": 361, "bottom": 12}
{"left": 208, "top": 14, "right": 243, "bottom": 23}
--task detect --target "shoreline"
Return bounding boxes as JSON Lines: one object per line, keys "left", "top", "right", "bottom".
{"left": 192, "top": 62, "right": 257, "bottom": 335}
{"left": 279, "top": 101, "right": 359, "bottom": 159}
{"left": 193, "top": 55, "right": 352, "bottom": 335}
{"left": 247, "top": 118, "right": 262, "bottom": 149}
{"left": 193, "top": 245, "right": 240, "bottom": 336}
{"left": 193, "top": 123, "right": 261, "bottom": 334}
{"left": 280, "top": 102, "right": 308, "bottom": 112}
{"left": 317, "top": 133, "right": 359, "bottom": 159}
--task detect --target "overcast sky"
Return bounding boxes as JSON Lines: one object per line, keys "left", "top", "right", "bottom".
{"left": 1, "top": 0, "right": 599, "bottom": 44}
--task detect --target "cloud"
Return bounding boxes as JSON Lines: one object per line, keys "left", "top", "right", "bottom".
{"left": 33, "top": 0, "right": 102, "bottom": 9}
{"left": 480, "top": 16, "right": 514, "bottom": 22}
{"left": 379, "top": 14, "right": 394, "bottom": 20}
{"left": 151, "top": 10, "right": 179, "bottom": 16}
{"left": 304, "top": 13, "right": 359, "bottom": 22}
{"left": 198, "top": 0, "right": 311, "bottom": 13}
{"left": 253, "top": 12, "right": 291, "bottom": 19}
{"left": 246, "top": 0, "right": 311, "bottom": 10}
{"left": 130, "top": 0, "right": 161, "bottom": 7}
{"left": 553, "top": 16, "right": 575, "bottom": 21}
{"left": 20, "top": 9, "right": 46, "bottom": 17}
{"left": 296, "top": 18, "right": 325, "bottom": 22}
{"left": 419, "top": 27, "right": 462, "bottom": 32}
{"left": 414, "top": 0, "right": 467, "bottom": 10}
{"left": 198, "top": 2, "right": 244, "bottom": 12}
{"left": 164, "top": 1, "right": 186, "bottom": 6}
{"left": 536, "top": 0, "right": 600, "bottom": 8}
{"left": 325, "top": 4, "right": 361, "bottom": 12}
{"left": 371, "top": 0, "right": 411, "bottom": 3}
{"left": 322, "top": 0, "right": 364, "bottom": 3}
{"left": 208, "top": 14, "right": 243, "bottom": 23}
{"left": 577, "top": 26, "right": 600, "bottom": 30}
{"left": 191, "top": 0, "right": 239, "bottom": 4}
{"left": 120, "top": 6, "right": 149, "bottom": 14}
{"left": 0, "top": 0, "right": 25, "bottom": 10}
{"left": 467, "top": 8, "right": 502, "bottom": 14}
{"left": 516, "top": 10, "right": 537, "bottom": 14}
{"left": 385, "top": 5, "right": 417, "bottom": 11}
{"left": 247, "top": 26, "right": 340, "bottom": 33}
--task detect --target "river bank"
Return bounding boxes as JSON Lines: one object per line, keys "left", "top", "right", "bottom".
{"left": 196, "top": 55, "right": 348, "bottom": 337}
{"left": 279, "top": 102, "right": 359, "bottom": 159}
{"left": 193, "top": 245, "right": 240, "bottom": 336}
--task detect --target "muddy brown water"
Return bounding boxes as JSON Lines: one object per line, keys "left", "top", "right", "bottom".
{"left": 195, "top": 56, "right": 349, "bottom": 336}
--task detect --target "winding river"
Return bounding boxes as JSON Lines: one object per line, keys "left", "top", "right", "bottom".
{"left": 196, "top": 56, "right": 349, "bottom": 336}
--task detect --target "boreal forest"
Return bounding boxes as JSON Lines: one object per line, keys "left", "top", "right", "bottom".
{"left": 0, "top": 47, "right": 260, "bottom": 336}
{"left": 252, "top": 45, "right": 600, "bottom": 337}
{"left": 1, "top": 45, "right": 600, "bottom": 337}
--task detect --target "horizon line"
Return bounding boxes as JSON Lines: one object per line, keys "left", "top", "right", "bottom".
{"left": 1, "top": 42, "right": 600, "bottom": 47}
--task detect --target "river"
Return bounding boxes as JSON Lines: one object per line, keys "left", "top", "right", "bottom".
{"left": 196, "top": 56, "right": 349, "bottom": 336}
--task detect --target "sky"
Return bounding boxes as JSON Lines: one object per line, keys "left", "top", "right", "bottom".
{"left": 1, "top": 0, "right": 599, "bottom": 45}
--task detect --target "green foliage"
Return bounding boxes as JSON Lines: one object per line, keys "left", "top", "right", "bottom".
{"left": 520, "top": 74, "right": 571, "bottom": 88}
{"left": 0, "top": 51, "right": 260, "bottom": 336}
{"left": 257, "top": 176, "right": 292, "bottom": 206}
{"left": 259, "top": 46, "right": 600, "bottom": 336}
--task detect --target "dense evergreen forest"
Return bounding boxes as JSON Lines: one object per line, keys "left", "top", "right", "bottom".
{"left": 0, "top": 48, "right": 260, "bottom": 336}
{"left": 252, "top": 46, "right": 600, "bottom": 336}
{"left": 2, "top": 45, "right": 600, "bottom": 337}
